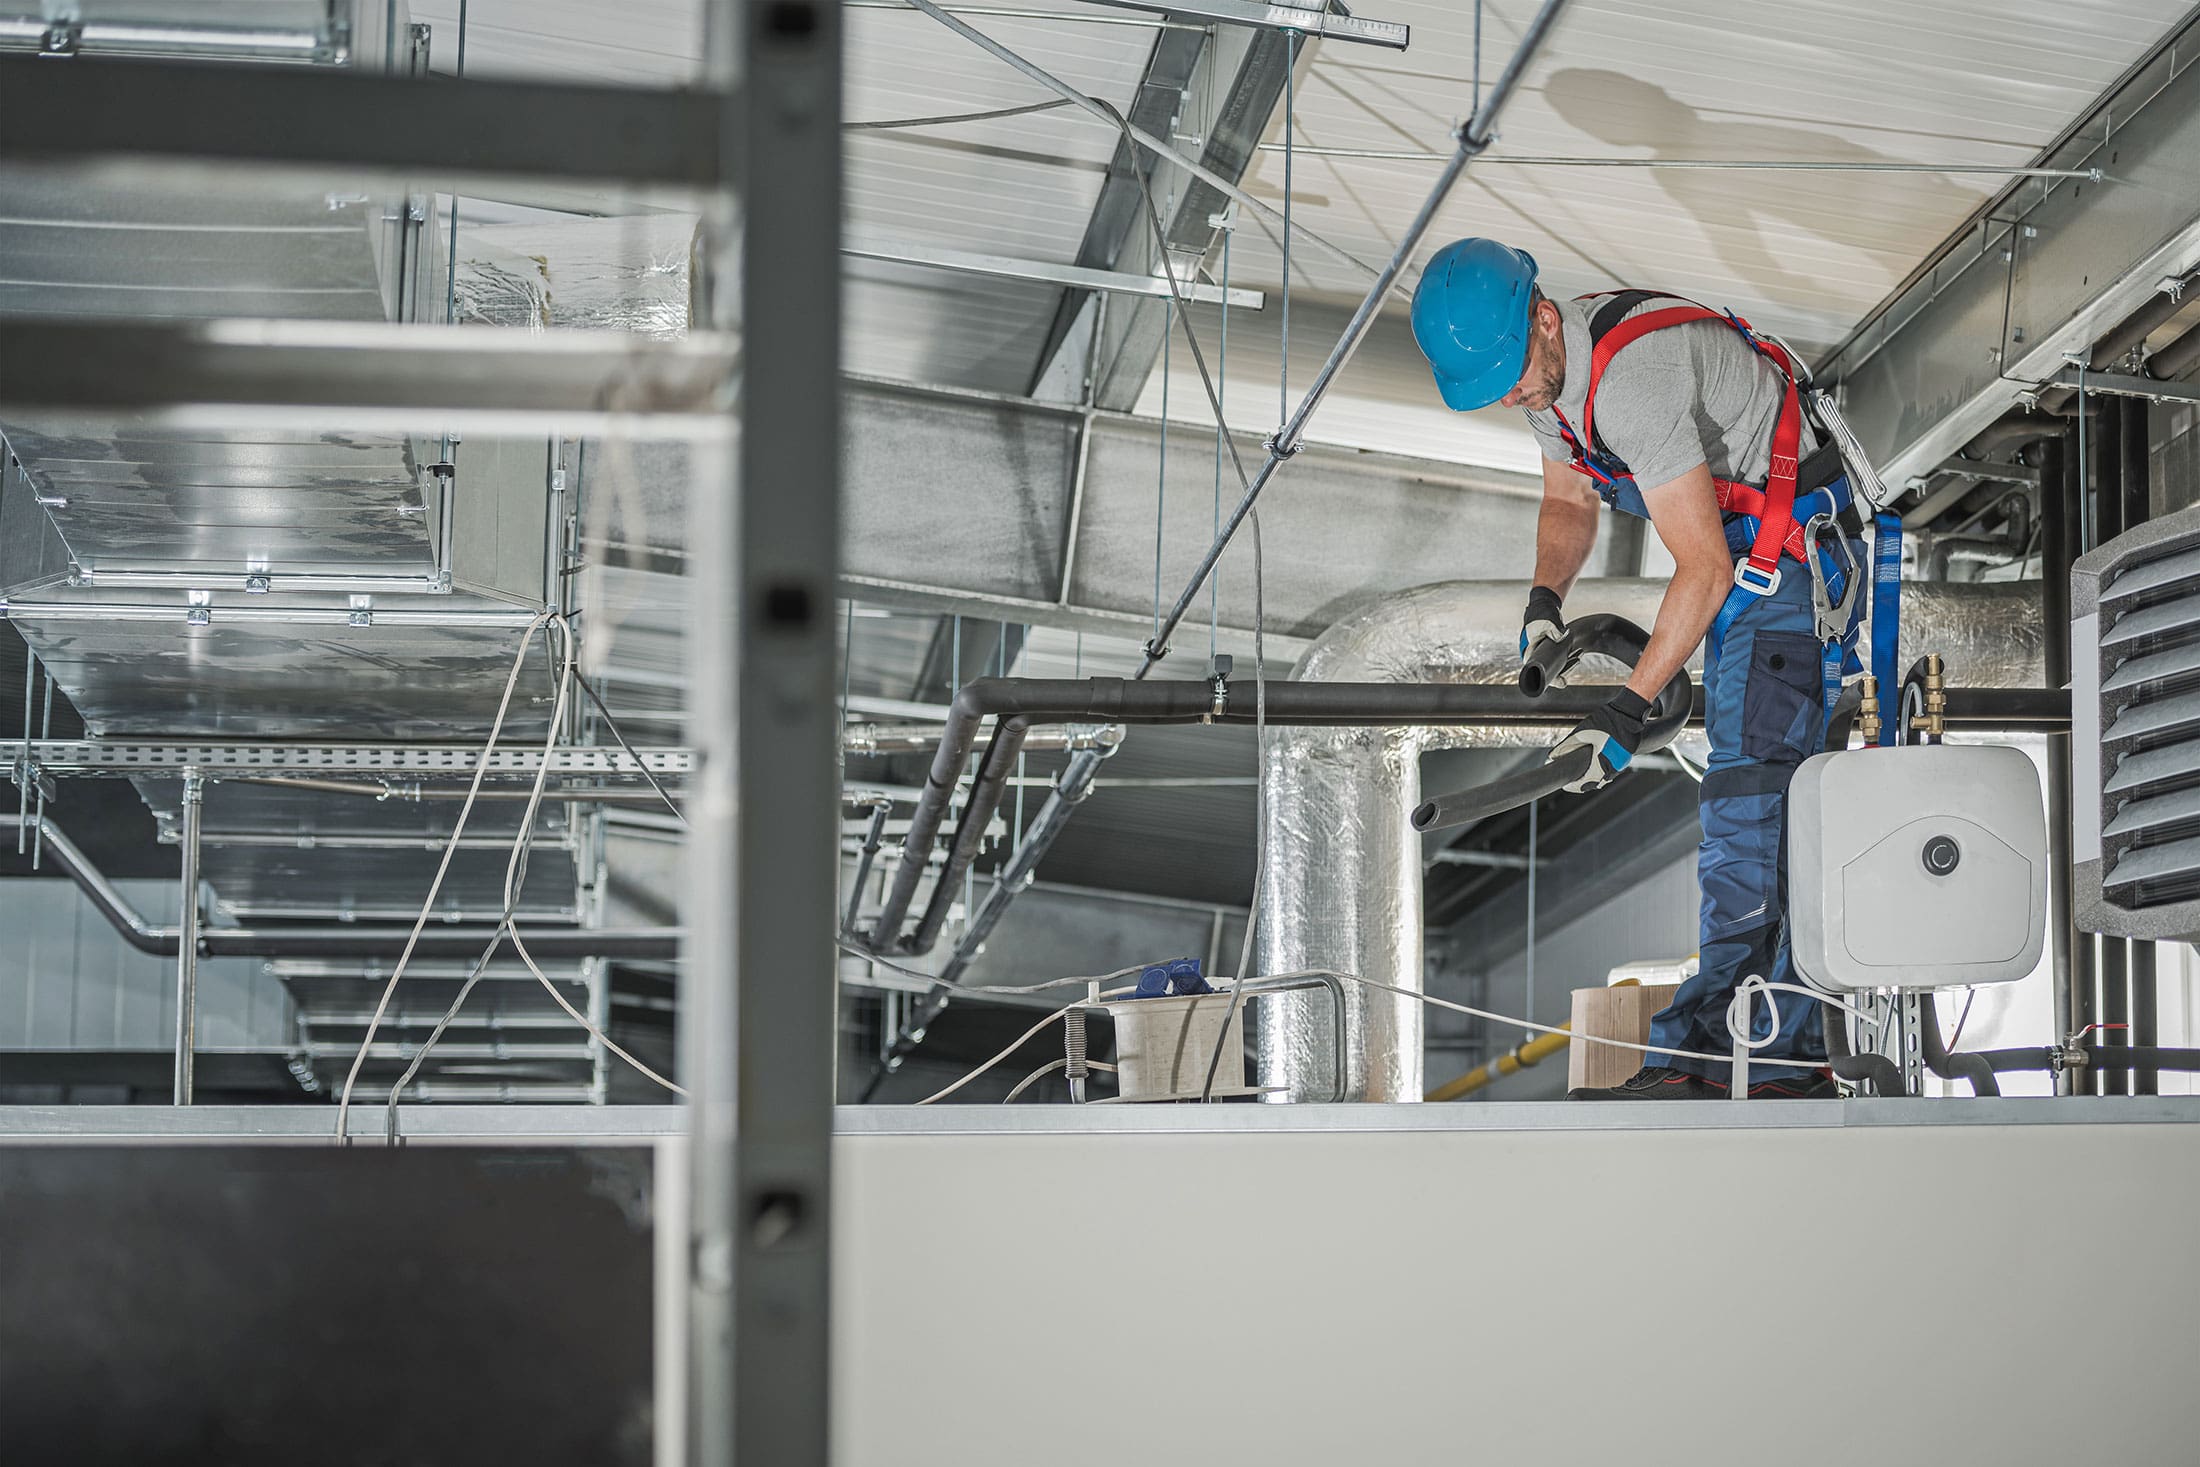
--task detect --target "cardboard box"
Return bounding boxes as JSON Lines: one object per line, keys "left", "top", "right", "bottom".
{"left": 1566, "top": 983, "right": 1682, "bottom": 1092}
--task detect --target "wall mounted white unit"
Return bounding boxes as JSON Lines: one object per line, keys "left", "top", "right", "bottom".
{"left": 2074, "top": 500, "right": 2200, "bottom": 940}
{"left": 1788, "top": 745, "right": 2046, "bottom": 991}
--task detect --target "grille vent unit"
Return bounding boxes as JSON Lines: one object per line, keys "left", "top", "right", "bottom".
{"left": 2076, "top": 502, "right": 2200, "bottom": 939}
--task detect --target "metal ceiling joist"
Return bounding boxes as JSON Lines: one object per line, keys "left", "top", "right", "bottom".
{"left": 0, "top": 741, "right": 693, "bottom": 776}
{"left": 847, "top": 236, "right": 1263, "bottom": 307}
{"left": 0, "top": 53, "right": 730, "bottom": 188}
{"left": 0, "top": 318, "right": 735, "bottom": 436}
{"left": 1071, "top": 0, "right": 1408, "bottom": 49}
{"left": 1820, "top": 7, "right": 2200, "bottom": 486}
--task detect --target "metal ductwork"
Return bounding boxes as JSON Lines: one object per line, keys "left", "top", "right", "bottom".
{"left": 1255, "top": 578, "right": 2051, "bottom": 1103}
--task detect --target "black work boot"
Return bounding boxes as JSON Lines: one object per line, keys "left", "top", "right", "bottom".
{"left": 1568, "top": 1065, "right": 1727, "bottom": 1100}
{"left": 1746, "top": 1071, "right": 1838, "bottom": 1099}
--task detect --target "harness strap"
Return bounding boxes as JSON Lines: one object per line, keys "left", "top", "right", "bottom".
{"left": 1870, "top": 513, "right": 1903, "bottom": 747}
{"left": 1559, "top": 295, "right": 1806, "bottom": 588}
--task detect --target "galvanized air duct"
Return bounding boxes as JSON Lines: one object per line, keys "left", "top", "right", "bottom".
{"left": 1255, "top": 578, "right": 2049, "bottom": 1103}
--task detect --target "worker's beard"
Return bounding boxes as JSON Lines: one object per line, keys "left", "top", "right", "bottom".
{"left": 1516, "top": 341, "right": 1564, "bottom": 412}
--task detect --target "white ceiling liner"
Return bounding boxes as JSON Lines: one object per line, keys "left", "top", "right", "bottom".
{"left": 1138, "top": 0, "right": 2192, "bottom": 473}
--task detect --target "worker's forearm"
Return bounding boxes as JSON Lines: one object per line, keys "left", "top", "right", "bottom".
{"left": 1625, "top": 559, "right": 1726, "bottom": 702}
{"left": 1531, "top": 494, "right": 1600, "bottom": 599}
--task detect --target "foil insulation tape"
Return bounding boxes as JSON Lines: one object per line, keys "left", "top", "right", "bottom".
{"left": 1254, "top": 578, "right": 2046, "bottom": 1103}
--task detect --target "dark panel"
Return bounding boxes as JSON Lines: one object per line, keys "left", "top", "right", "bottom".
{"left": 0, "top": 1145, "right": 654, "bottom": 1465}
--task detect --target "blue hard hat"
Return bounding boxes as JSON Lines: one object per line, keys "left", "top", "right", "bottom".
{"left": 1411, "top": 238, "right": 1540, "bottom": 411}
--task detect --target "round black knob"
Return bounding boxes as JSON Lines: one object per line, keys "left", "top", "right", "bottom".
{"left": 1922, "top": 836, "right": 1961, "bottom": 876}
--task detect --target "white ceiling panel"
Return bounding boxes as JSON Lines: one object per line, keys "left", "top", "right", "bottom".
{"left": 1137, "top": 0, "right": 2193, "bottom": 475}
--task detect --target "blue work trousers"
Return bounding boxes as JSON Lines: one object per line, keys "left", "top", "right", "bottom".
{"left": 1645, "top": 524, "right": 1843, "bottom": 1084}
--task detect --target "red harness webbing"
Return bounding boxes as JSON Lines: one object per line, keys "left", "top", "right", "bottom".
{"left": 1556, "top": 298, "right": 1805, "bottom": 582}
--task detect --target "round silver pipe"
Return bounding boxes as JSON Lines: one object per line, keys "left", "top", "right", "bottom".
{"left": 1255, "top": 578, "right": 2048, "bottom": 1103}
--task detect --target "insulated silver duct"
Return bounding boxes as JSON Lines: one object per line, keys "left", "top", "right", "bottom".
{"left": 1255, "top": 578, "right": 2048, "bottom": 1102}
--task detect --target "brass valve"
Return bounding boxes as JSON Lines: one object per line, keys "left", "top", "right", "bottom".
{"left": 1857, "top": 675, "right": 1880, "bottom": 746}
{"left": 1908, "top": 653, "right": 1948, "bottom": 740}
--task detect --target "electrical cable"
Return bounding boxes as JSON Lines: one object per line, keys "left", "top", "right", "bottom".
{"left": 574, "top": 672, "right": 686, "bottom": 827}
{"left": 376, "top": 616, "right": 687, "bottom": 1132}
{"left": 1003, "top": 1056, "right": 1117, "bottom": 1104}
{"left": 911, "top": 1000, "right": 1081, "bottom": 1105}
{"left": 846, "top": 96, "right": 1073, "bottom": 129}
{"left": 336, "top": 609, "right": 552, "bottom": 1143}
{"left": 383, "top": 615, "right": 576, "bottom": 1138}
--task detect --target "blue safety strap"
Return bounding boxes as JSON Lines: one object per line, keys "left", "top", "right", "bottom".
{"left": 1870, "top": 513, "right": 1903, "bottom": 746}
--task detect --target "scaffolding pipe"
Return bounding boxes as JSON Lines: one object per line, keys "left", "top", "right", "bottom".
{"left": 33, "top": 816, "right": 681, "bottom": 960}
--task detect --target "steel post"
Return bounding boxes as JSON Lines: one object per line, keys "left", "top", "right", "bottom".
{"left": 173, "top": 770, "right": 204, "bottom": 1105}
{"left": 689, "top": 2, "right": 841, "bottom": 1464}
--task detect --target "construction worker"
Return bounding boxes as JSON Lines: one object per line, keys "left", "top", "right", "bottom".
{"left": 1411, "top": 236, "right": 1865, "bottom": 1100}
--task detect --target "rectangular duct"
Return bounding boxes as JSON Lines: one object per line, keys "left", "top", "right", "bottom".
{"left": 2075, "top": 500, "right": 2200, "bottom": 938}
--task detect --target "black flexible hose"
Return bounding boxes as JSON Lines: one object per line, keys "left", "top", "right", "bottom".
{"left": 1917, "top": 993, "right": 2000, "bottom": 1097}
{"left": 1411, "top": 614, "right": 1692, "bottom": 834}
{"left": 1822, "top": 1006, "right": 1905, "bottom": 1095}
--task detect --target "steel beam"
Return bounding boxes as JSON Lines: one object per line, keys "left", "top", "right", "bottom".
{"left": 0, "top": 53, "right": 730, "bottom": 188}
{"left": 845, "top": 237, "right": 1262, "bottom": 307}
{"left": 1074, "top": 0, "right": 1408, "bottom": 48}
{"left": 0, "top": 318, "right": 737, "bottom": 437}
{"left": 1822, "top": 6, "right": 2200, "bottom": 485}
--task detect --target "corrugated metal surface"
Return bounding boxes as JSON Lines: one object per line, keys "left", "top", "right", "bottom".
{"left": 1143, "top": 0, "right": 2192, "bottom": 470}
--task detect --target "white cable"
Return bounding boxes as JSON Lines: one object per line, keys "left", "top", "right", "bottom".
{"left": 336, "top": 609, "right": 552, "bottom": 1143}
{"left": 1003, "top": 1057, "right": 1118, "bottom": 1104}
{"left": 912, "top": 1001, "right": 1080, "bottom": 1105}
{"left": 509, "top": 925, "right": 686, "bottom": 1096}
{"left": 1278, "top": 970, "right": 1875, "bottom": 1073}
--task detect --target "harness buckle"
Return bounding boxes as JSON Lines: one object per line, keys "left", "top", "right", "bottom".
{"left": 1732, "top": 559, "right": 1781, "bottom": 597}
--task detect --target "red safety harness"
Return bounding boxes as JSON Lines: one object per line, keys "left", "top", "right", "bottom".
{"left": 1548, "top": 294, "right": 1807, "bottom": 595}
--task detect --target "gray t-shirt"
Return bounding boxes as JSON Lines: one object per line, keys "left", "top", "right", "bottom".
{"left": 1524, "top": 294, "right": 1806, "bottom": 492}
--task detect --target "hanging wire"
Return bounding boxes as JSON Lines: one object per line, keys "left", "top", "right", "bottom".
{"left": 1472, "top": 0, "right": 1482, "bottom": 117}
{"left": 1155, "top": 254, "right": 1172, "bottom": 641}
{"left": 1279, "top": 27, "right": 1296, "bottom": 430}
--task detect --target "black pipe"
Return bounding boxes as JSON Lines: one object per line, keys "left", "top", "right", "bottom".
{"left": 1980, "top": 1045, "right": 2200, "bottom": 1075}
{"left": 1412, "top": 615, "right": 1695, "bottom": 833}
{"left": 2133, "top": 943, "right": 2159, "bottom": 1096}
{"left": 1918, "top": 992, "right": 2000, "bottom": 1097}
{"left": 842, "top": 803, "right": 889, "bottom": 937}
{"left": 863, "top": 673, "right": 2080, "bottom": 955}
{"left": 2145, "top": 316, "right": 2200, "bottom": 383}
{"left": 1823, "top": 1007, "right": 1905, "bottom": 1095}
{"left": 2064, "top": 421, "right": 2099, "bottom": 1080}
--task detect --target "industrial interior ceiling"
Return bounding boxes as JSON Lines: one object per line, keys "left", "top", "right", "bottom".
{"left": 0, "top": 0, "right": 2187, "bottom": 1100}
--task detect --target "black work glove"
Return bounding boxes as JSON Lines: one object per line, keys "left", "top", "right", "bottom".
{"left": 1519, "top": 585, "right": 1566, "bottom": 691}
{"left": 1549, "top": 687, "right": 1652, "bottom": 792}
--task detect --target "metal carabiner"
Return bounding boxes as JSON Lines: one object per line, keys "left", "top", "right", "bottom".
{"left": 1804, "top": 512, "right": 1863, "bottom": 646}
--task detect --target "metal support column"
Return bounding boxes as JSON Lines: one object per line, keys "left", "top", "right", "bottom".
{"left": 2120, "top": 395, "right": 2160, "bottom": 1094}
{"left": 2095, "top": 398, "right": 2133, "bottom": 1094}
{"left": 173, "top": 769, "right": 204, "bottom": 1105}
{"left": 688, "top": 2, "right": 842, "bottom": 1465}
{"left": 2036, "top": 433, "right": 2076, "bottom": 1093}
